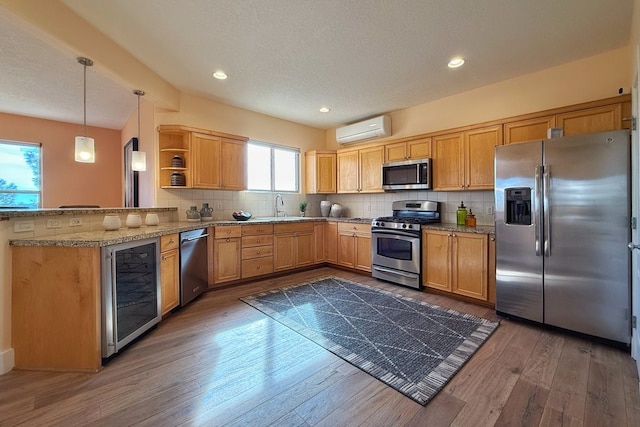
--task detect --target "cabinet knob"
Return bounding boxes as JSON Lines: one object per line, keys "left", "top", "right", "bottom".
{"left": 226, "top": 238, "right": 230, "bottom": 242}
{"left": 226, "top": 230, "right": 231, "bottom": 234}
{"left": 256, "top": 250, "right": 261, "bottom": 255}
{"left": 162, "top": 255, "right": 167, "bottom": 261}
{"left": 169, "top": 239, "right": 175, "bottom": 243}
{"left": 257, "top": 238, "right": 261, "bottom": 243}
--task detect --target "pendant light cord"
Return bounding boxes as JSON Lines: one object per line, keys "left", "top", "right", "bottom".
{"left": 83, "top": 61, "right": 87, "bottom": 137}
{"left": 133, "top": 90, "right": 145, "bottom": 142}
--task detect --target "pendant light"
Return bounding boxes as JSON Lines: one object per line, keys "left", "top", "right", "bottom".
{"left": 75, "top": 57, "right": 96, "bottom": 163}
{"left": 131, "top": 89, "right": 147, "bottom": 171}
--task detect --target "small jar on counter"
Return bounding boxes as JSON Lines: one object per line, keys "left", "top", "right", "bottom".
{"left": 465, "top": 209, "right": 476, "bottom": 227}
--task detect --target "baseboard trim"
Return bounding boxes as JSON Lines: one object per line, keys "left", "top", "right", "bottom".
{"left": 0, "top": 348, "right": 15, "bottom": 374}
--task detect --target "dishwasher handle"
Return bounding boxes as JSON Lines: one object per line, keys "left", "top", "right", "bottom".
{"left": 181, "top": 233, "right": 209, "bottom": 243}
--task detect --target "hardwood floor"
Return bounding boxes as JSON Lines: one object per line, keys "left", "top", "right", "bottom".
{"left": 1, "top": 267, "right": 639, "bottom": 426}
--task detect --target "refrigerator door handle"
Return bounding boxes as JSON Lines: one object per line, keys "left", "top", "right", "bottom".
{"left": 543, "top": 165, "right": 551, "bottom": 257}
{"left": 534, "top": 165, "right": 543, "bottom": 256}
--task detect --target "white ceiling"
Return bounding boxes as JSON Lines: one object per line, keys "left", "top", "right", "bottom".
{"left": 0, "top": 0, "right": 634, "bottom": 130}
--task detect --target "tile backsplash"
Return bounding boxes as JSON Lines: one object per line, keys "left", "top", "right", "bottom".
{"left": 157, "top": 188, "right": 495, "bottom": 226}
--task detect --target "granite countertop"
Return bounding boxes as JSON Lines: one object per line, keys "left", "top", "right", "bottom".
{"left": 8, "top": 216, "right": 371, "bottom": 247}
{"left": 9, "top": 217, "right": 492, "bottom": 247}
{"left": 422, "top": 223, "right": 495, "bottom": 235}
{"left": 0, "top": 207, "right": 177, "bottom": 219}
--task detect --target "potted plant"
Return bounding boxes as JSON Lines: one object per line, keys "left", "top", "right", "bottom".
{"left": 299, "top": 201, "right": 308, "bottom": 217}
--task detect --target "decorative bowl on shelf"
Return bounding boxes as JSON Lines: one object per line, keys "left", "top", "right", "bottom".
{"left": 232, "top": 211, "right": 252, "bottom": 221}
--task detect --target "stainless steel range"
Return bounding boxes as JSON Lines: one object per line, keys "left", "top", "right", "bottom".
{"left": 371, "top": 200, "right": 440, "bottom": 289}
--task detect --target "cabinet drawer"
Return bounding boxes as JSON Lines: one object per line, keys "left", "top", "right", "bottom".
{"left": 274, "top": 222, "right": 314, "bottom": 234}
{"left": 161, "top": 233, "right": 179, "bottom": 251}
{"left": 214, "top": 225, "right": 242, "bottom": 239}
{"left": 337, "top": 222, "right": 371, "bottom": 235}
{"left": 242, "top": 235, "right": 274, "bottom": 247}
{"left": 242, "top": 224, "right": 274, "bottom": 236}
{"left": 242, "top": 245, "right": 273, "bottom": 259}
{"left": 242, "top": 257, "right": 274, "bottom": 278}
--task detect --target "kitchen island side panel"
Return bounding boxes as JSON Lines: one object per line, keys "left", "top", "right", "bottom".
{"left": 12, "top": 246, "right": 102, "bottom": 372}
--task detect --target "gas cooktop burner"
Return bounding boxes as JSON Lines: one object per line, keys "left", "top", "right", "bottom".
{"left": 374, "top": 215, "right": 441, "bottom": 225}
{"left": 371, "top": 200, "right": 440, "bottom": 231}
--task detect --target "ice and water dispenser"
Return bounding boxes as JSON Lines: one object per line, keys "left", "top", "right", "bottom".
{"left": 505, "top": 188, "right": 532, "bottom": 225}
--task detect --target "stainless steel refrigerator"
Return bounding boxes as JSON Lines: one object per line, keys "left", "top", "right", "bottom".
{"left": 494, "top": 130, "right": 631, "bottom": 344}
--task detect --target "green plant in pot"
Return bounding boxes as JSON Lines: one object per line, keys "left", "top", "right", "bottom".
{"left": 299, "top": 201, "right": 308, "bottom": 217}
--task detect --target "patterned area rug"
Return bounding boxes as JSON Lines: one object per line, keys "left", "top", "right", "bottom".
{"left": 241, "top": 276, "right": 499, "bottom": 405}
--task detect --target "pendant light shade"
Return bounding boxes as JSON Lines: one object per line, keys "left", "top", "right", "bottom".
{"left": 132, "top": 150, "right": 146, "bottom": 171}
{"left": 75, "top": 136, "right": 95, "bottom": 162}
{"left": 132, "top": 89, "right": 147, "bottom": 172}
{"left": 75, "top": 57, "right": 95, "bottom": 163}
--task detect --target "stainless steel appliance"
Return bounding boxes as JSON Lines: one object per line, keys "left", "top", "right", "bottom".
{"left": 101, "top": 237, "right": 161, "bottom": 358}
{"left": 382, "top": 158, "right": 432, "bottom": 190}
{"left": 371, "top": 200, "right": 440, "bottom": 289}
{"left": 495, "top": 130, "right": 631, "bottom": 344}
{"left": 180, "top": 228, "right": 208, "bottom": 306}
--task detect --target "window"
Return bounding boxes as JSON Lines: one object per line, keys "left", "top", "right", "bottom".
{"left": 246, "top": 141, "right": 299, "bottom": 192}
{"left": 0, "top": 140, "right": 42, "bottom": 208}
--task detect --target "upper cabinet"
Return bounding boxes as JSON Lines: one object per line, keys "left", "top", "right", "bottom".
{"left": 305, "top": 150, "right": 336, "bottom": 194}
{"left": 158, "top": 125, "right": 248, "bottom": 190}
{"left": 337, "top": 145, "right": 385, "bottom": 193}
{"left": 384, "top": 137, "right": 431, "bottom": 162}
{"left": 504, "top": 101, "right": 627, "bottom": 145}
{"left": 433, "top": 125, "right": 502, "bottom": 191}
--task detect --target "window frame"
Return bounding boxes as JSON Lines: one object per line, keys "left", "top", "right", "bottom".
{"left": 0, "top": 139, "right": 42, "bottom": 208}
{"left": 246, "top": 140, "right": 300, "bottom": 193}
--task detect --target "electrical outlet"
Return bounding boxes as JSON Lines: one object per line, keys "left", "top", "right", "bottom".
{"left": 366, "top": 204, "right": 371, "bottom": 211}
{"left": 216, "top": 203, "right": 223, "bottom": 210}
{"left": 69, "top": 218, "right": 83, "bottom": 227}
{"left": 46, "top": 219, "right": 62, "bottom": 229}
{"left": 486, "top": 206, "right": 494, "bottom": 215}
{"left": 13, "top": 220, "right": 35, "bottom": 233}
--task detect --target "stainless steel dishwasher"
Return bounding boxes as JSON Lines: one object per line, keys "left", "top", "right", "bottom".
{"left": 179, "top": 228, "right": 209, "bottom": 306}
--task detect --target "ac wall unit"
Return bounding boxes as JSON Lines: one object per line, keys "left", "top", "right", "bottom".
{"left": 336, "top": 115, "right": 391, "bottom": 144}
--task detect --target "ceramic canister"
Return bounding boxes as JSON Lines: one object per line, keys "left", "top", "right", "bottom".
{"left": 145, "top": 213, "right": 159, "bottom": 226}
{"left": 126, "top": 213, "right": 142, "bottom": 228}
{"left": 103, "top": 214, "right": 121, "bottom": 231}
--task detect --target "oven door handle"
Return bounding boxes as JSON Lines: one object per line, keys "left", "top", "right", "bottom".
{"left": 371, "top": 228, "right": 420, "bottom": 239}
{"left": 373, "top": 265, "right": 419, "bottom": 278}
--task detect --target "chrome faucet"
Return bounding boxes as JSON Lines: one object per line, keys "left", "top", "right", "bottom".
{"left": 275, "top": 194, "right": 285, "bottom": 217}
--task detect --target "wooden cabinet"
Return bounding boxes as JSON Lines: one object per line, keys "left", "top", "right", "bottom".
{"left": 326, "top": 221, "right": 338, "bottom": 264}
{"left": 488, "top": 235, "right": 496, "bottom": 305}
{"left": 504, "top": 103, "right": 625, "bottom": 145}
{"left": 158, "top": 125, "right": 247, "bottom": 190}
{"left": 305, "top": 151, "right": 337, "bottom": 194}
{"left": 504, "top": 115, "right": 555, "bottom": 145}
{"left": 433, "top": 125, "right": 502, "bottom": 191}
{"left": 158, "top": 128, "right": 191, "bottom": 188}
{"left": 337, "top": 222, "right": 371, "bottom": 272}
{"left": 556, "top": 104, "right": 622, "bottom": 136}
{"left": 337, "top": 145, "right": 385, "bottom": 193}
{"left": 212, "top": 225, "right": 242, "bottom": 285}
{"left": 314, "top": 222, "right": 326, "bottom": 263}
{"left": 241, "top": 224, "right": 274, "bottom": 279}
{"left": 273, "top": 222, "right": 314, "bottom": 271}
{"left": 160, "top": 233, "right": 180, "bottom": 315}
{"left": 384, "top": 136, "right": 431, "bottom": 162}
{"left": 422, "top": 230, "right": 488, "bottom": 301}
{"left": 192, "top": 133, "right": 246, "bottom": 190}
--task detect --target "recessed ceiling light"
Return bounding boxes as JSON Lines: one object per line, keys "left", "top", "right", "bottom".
{"left": 212, "top": 70, "right": 228, "bottom": 80}
{"left": 448, "top": 57, "right": 465, "bottom": 68}
{"left": 319, "top": 107, "right": 330, "bottom": 113}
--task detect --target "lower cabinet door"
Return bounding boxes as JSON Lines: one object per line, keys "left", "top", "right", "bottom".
{"left": 213, "top": 238, "right": 241, "bottom": 283}
{"left": 160, "top": 248, "right": 179, "bottom": 314}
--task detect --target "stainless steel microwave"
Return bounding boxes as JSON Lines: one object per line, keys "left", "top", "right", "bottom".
{"left": 382, "top": 158, "right": 432, "bottom": 190}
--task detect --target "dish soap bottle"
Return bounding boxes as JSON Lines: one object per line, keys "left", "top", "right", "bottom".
{"left": 456, "top": 201, "right": 467, "bottom": 226}
{"left": 465, "top": 209, "right": 477, "bottom": 227}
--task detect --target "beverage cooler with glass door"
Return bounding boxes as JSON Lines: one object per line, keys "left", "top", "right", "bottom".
{"left": 101, "top": 237, "right": 162, "bottom": 358}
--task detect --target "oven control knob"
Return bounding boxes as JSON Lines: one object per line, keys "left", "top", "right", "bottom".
{"left": 407, "top": 224, "right": 413, "bottom": 229}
